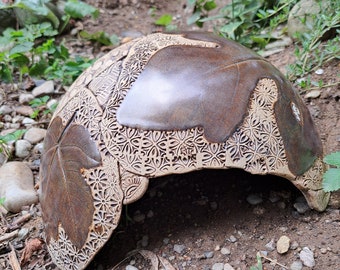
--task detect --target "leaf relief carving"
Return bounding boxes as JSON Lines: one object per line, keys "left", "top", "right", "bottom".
{"left": 40, "top": 116, "right": 102, "bottom": 249}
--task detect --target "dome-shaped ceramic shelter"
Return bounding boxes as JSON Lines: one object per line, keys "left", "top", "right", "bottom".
{"left": 39, "top": 32, "right": 329, "bottom": 270}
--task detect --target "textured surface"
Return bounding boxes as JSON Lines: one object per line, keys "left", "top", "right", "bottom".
{"left": 39, "top": 32, "right": 328, "bottom": 270}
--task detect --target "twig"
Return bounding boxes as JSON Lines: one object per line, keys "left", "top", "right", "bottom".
{"left": 8, "top": 243, "right": 21, "bottom": 270}
{"left": 259, "top": 252, "right": 288, "bottom": 269}
{"left": 7, "top": 213, "right": 32, "bottom": 231}
{"left": 0, "top": 230, "right": 19, "bottom": 243}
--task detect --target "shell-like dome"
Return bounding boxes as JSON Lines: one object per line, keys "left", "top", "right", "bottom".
{"left": 39, "top": 32, "right": 329, "bottom": 270}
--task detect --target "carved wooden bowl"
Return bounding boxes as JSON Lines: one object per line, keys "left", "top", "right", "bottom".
{"left": 39, "top": 32, "right": 329, "bottom": 269}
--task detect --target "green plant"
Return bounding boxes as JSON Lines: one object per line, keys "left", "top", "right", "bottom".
{"left": 250, "top": 253, "right": 263, "bottom": 270}
{"left": 0, "top": 22, "right": 94, "bottom": 85}
{"left": 322, "top": 152, "right": 340, "bottom": 192}
{"left": 29, "top": 95, "right": 58, "bottom": 119}
{"left": 0, "top": 129, "right": 26, "bottom": 158}
{"left": 187, "top": 0, "right": 217, "bottom": 27}
{"left": 79, "top": 30, "right": 120, "bottom": 46}
{"left": 188, "top": 0, "right": 297, "bottom": 48}
{"left": 287, "top": 7, "right": 340, "bottom": 80}
{"left": 154, "top": 14, "right": 177, "bottom": 31}
{"left": 0, "top": 0, "right": 98, "bottom": 33}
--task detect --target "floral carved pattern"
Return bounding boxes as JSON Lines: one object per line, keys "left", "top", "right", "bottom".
{"left": 41, "top": 33, "right": 326, "bottom": 270}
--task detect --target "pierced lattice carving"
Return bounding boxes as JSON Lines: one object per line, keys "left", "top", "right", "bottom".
{"left": 42, "top": 32, "right": 327, "bottom": 270}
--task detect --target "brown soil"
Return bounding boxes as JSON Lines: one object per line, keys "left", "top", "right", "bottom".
{"left": 1, "top": 1, "right": 339, "bottom": 270}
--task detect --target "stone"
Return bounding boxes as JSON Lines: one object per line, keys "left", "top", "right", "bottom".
{"left": 23, "top": 127, "right": 47, "bottom": 144}
{"left": 204, "top": 251, "right": 214, "bottom": 259}
{"left": 277, "top": 235, "right": 290, "bottom": 254}
{"left": 299, "top": 247, "right": 315, "bottom": 267}
{"left": 15, "top": 139, "right": 32, "bottom": 158}
{"left": 212, "top": 263, "right": 224, "bottom": 270}
{"left": 229, "top": 235, "right": 237, "bottom": 243}
{"left": 0, "top": 105, "right": 12, "bottom": 115}
{"left": 294, "top": 201, "right": 310, "bottom": 214}
{"left": 14, "top": 105, "right": 34, "bottom": 116}
{"left": 173, "top": 244, "right": 185, "bottom": 254}
{"left": 22, "top": 117, "right": 36, "bottom": 125}
{"left": 47, "top": 99, "right": 58, "bottom": 110}
{"left": 290, "top": 260, "right": 303, "bottom": 270}
{"left": 265, "top": 239, "right": 275, "bottom": 251}
{"left": 0, "top": 161, "right": 38, "bottom": 213}
{"left": 32, "top": 80, "right": 54, "bottom": 97}
{"left": 224, "top": 263, "right": 235, "bottom": 270}
{"left": 221, "top": 247, "right": 231, "bottom": 255}
{"left": 19, "top": 93, "right": 34, "bottom": 104}
{"left": 246, "top": 193, "right": 263, "bottom": 205}
{"left": 305, "top": 90, "right": 321, "bottom": 99}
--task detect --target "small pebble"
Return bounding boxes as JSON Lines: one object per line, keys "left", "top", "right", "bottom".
{"left": 212, "top": 262, "right": 224, "bottom": 270}
{"left": 22, "top": 117, "right": 36, "bottom": 125}
{"left": 15, "top": 140, "right": 32, "bottom": 158}
{"left": 17, "top": 227, "right": 29, "bottom": 241}
{"left": 299, "top": 247, "right": 315, "bottom": 267}
{"left": 305, "top": 90, "right": 321, "bottom": 99}
{"left": 0, "top": 105, "right": 12, "bottom": 114}
{"left": 47, "top": 99, "right": 58, "bottom": 110}
{"left": 33, "top": 143, "right": 44, "bottom": 154}
{"left": 277, "top": 235, "right": 290, "bottom": 254}
{"left": 246, "top": 193, "right": 263, "bottom": 205}
{"left": 320, "top": 247, "right": 327, "bottom": 254}
{"left": 290, "top": 260, "right": 303, "bottom": 270}
{"left": 163, "top": 238, "right": 170, "bottom": 245}
{"left": 315, "top": 68, "right": 324, "bottom": 75}
{"left": 290, "top": 240, "right": 299, "bottom": 250}
{"left": 24, "top": 127, "right": 47, "bottom": 144}
{"left": 32, "top": 80, "right": 54, "bottom": 97}
{"left": 204, "top": 251, "right": 214, "bottom": 259}
{"left": 174, "top": 244, "right": 185, "bottom": 254}
{"left": 265, "top": 239, "right": 276, "bottom": 251}
{"left": 19, "top": 93, "right": 34, "bottom": 104}
{"left": 224, "top": 263, "right": 235, "bottom": 270}
{"left": 229, "top": 235, "right": 237, "bottom": 243}
{"left": 221, "top": 247, "right": 231, "bottom": 255}
{"left": 294, "top": 201, "right": 310, "bottom": 214}
{"left": 14, "top": 106, "right": 34, "bottom": 116}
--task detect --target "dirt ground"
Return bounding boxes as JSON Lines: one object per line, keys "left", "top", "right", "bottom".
{"left": 1, "top": 0, "right": 339, "bottom": 269}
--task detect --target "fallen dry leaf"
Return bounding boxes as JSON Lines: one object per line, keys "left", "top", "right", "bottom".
{"left": 20, "top": 238, "right": 43, "bottom": 266}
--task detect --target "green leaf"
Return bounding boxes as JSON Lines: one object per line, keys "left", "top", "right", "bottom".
{"left": 10, "top": 53, "right": 30, "bottom": 68}
{"left": 79, "top": 30, "right": 112, "bottom": 46}
{"left": 64, "top": 0, "right": 99, "bottom": 19}
{"left": 322, "top": 168, "right": 340, "bottom": 192}
{"left": 324, "top": 152, "right": 340, "bottom": 167}
{"left": 155, "top": 14, "right": 173, "bottom": 26}
{"left": 187, "top": 11, "right": 201, "bottom": 25}
{"left": 0, "top": 197, "right": 5, "bottom": 206}
{"left": 0, "top": 130, "right": 26, "bottom": 144}
{"left": 10, "top": 41, "right": 34, "bottom": 54}
{"left": 204, "top": 1, "right": 217, "bottom": 11}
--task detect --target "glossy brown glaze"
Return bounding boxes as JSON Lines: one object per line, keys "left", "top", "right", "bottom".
{"left": 117, "top": 36, "right": 276, "bottom": 143}
{"left": 40, "top": 116, "right": 102, "bottom": 249}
